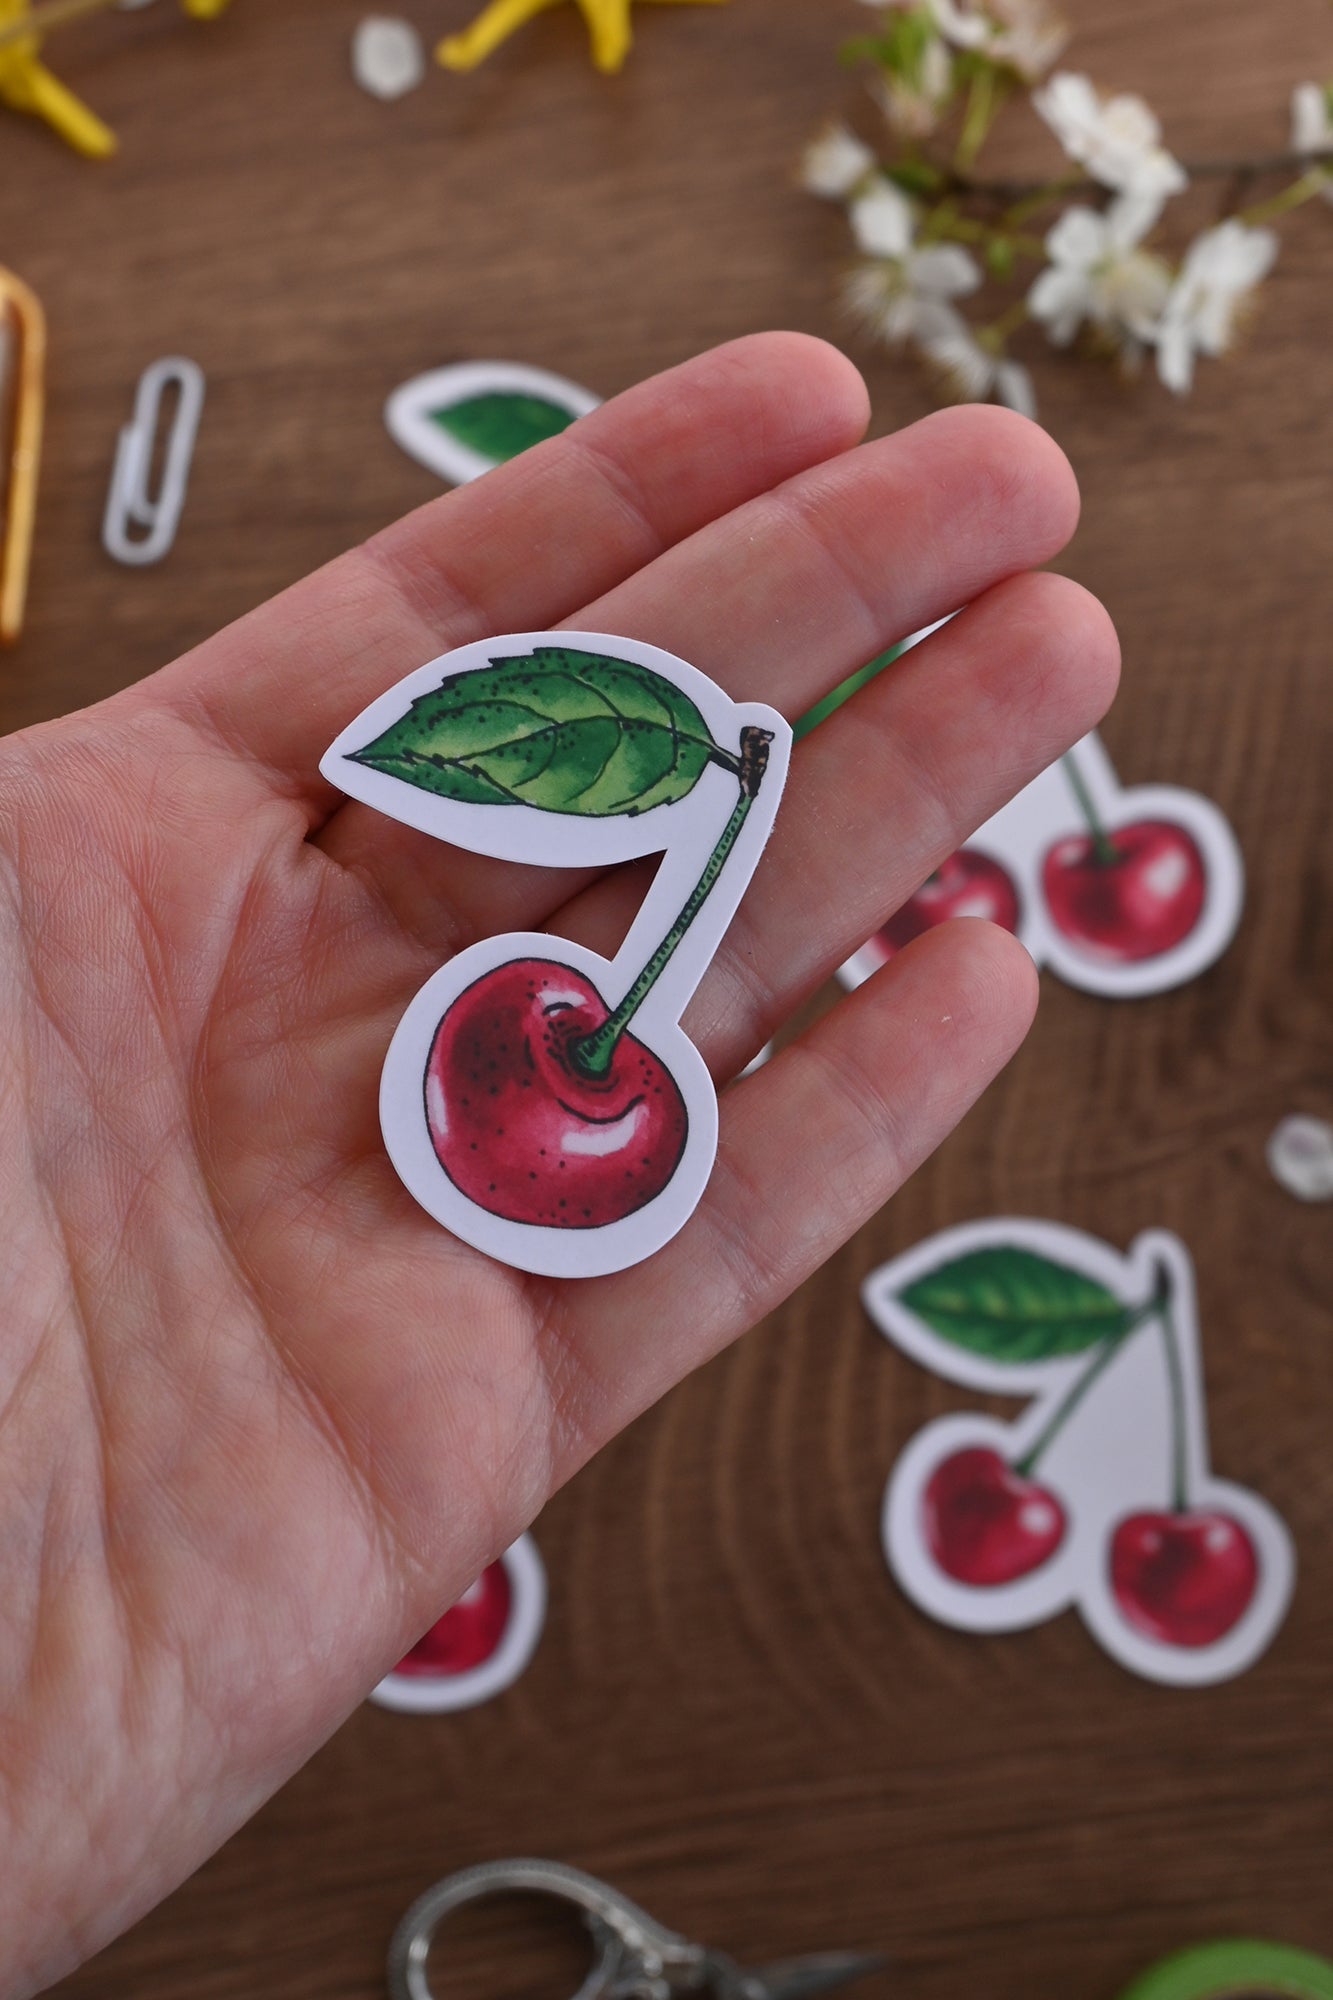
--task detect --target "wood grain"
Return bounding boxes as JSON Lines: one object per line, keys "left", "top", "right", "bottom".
{"left": 2, "top": 0, "right": 1331, "bottom": 1994}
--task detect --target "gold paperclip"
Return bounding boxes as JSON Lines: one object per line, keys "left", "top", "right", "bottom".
{"left": 0, "top": 267, "right": 45, "bottom": 648}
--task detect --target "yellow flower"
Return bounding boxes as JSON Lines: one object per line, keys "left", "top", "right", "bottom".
{"left": 0, "top": 0, "right": 114, "bottom": 158}
{"left": 437, "top": 0, "right": 727, "bottom": 77}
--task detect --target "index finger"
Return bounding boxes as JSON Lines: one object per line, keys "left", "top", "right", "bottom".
{"left": 138, "top": 334, "right": 871, "bottom": 814}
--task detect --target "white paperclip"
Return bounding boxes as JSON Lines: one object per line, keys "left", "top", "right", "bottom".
{"left": 103, "top": 356, "right": 205, "bottom": 567}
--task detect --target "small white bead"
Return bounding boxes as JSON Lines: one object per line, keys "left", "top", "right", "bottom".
{"left": 352, "top": 15, "right": 426, "bottom": 101}
{"left": 1266, "top": 1114, "right": 1333, "bottom": 1203}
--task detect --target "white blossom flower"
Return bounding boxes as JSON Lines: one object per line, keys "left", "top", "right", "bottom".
{"left": 1027, "top": 194, "right": 1172, "bottom": 355}
{"left": 919, "top": 314, "right": 1039, "bottom": 417}
{"left": 1153, "top": 219, "right": 1277, "bottom": 394}
{"left": 1034, "top": 71, "right": 1187, "bottom": 198}
{"left": 1291, "top": 82, "right": 1333, "bottom": 203}
{"left": 843, "top": 255, "right": 981, "bottom": 346}
{"left": 868, "top": 28, "right": 955, "bottom": 139}
{"left": 801, "top": 122, "right": 877, "bottom": 200}
{"left": 849, "top": 177, "right": 917, "bottom": 257}
{"left": 1267, "top": 1114, "right": 1333, "bottom": 1203}
{"left": 929, "top": 0, "right": 1067, "bottom": 82}
{"left": 1291, "top": 80, "right": 1333, "bottom": 154}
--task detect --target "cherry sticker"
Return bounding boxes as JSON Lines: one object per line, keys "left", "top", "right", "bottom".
{"left": 384, "top": 361, "right": 600, "bottom": 486}
{"left": 865, "top": 1221, "right": 1294, "bottom": 1686}
{"left": 322, "top": 632, "right": 791, "bottom": 1277}
{"left": 854, "top": 847, "right": 1021, "bottom": 969}
{"left": 841, "top": 730, "right": 1242, "bottom": 1000}
{"left": 369, "top": 1534, "right": 546, "bottom": 1714}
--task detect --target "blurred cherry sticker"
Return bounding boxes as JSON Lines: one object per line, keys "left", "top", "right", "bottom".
{"left": 1117, "top": 1939, "right": 1333, "bottom": 2000}
{"left": 370, "top": 1534, "right": 546, "bottom": 1714}
{"left": 384, "top": 361, "right": 600, "bottom": 486}
{"left": 865, "top": 1221, "right": 1294, "bottom": 1687}
{"left": 322, "top": 631, "right": 790, "bottom": 1278}
{"left": 840, "top": 730, "right": 1243, "bottom": 1000}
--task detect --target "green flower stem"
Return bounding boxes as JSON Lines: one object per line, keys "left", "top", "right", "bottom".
{"left": 1061, "top": 750, "right": 1118, "bottom": 867}
{"left": 1238, "top": 165, "right": 1331, "bottom": 227}
{"left": 1000, "top": 174, "right": 1089, "bottom": 228}
{"left": 979, "top": 297, "right": 1032, "bottom": 346}
{"left": 954, "top": 65, "right": 997, "bottom": 176}
{"left": 1015, "top": 1271, "right": 1172, "bottom": 1477}
{"left": 570, "top": 726, "right": 773, "bottom": 1080}
{"left": 943, "top": 148, "right": 1331, "bottom": 208}
{"left": 920, "top": 204, "right": 1046, "bottom": 261}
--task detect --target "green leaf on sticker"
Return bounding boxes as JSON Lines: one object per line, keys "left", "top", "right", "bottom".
{"left": 429, "top": 391, "right": 576, "bottom": 463}
{"left": 348, "top": 646, "right": 734, "bottom": 818}
{"left": 898, "top": 1246, "right": 1130, "bottom": 1362}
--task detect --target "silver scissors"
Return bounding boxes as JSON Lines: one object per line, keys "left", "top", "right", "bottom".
{"left": 387, "top": 1858, "right": 887, "bottom": 2000}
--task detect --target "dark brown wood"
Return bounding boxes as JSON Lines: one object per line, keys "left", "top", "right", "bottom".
{"left": 3, "top": 0, "right": 1331, "bottom": 1994}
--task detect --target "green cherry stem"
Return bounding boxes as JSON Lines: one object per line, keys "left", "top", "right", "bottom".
{"left": 1060, "top": 750, "right": 1119, "bottom": 868}
{"left": 1015, "top": 1267, "right": 1173, "bottom": 1477}
{"left": 570, "top": 725, "right": 773, "bottom": 1081}
{"left": 1155, "top": 1259, "right": 1191, "bottom": 1514}
{"left": 793, "top": 644, "right": 903, "bottom": 741}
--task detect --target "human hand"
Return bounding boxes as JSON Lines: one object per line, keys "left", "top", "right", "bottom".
{"left": 0, "top": 334, "right": 1116, "bottom": 1994}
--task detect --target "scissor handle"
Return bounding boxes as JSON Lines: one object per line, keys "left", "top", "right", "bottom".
{"left": 387, "top": 1860, "right": 701, "bottom": 2000}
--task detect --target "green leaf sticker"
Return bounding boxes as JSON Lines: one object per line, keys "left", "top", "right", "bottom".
{"left": 429, "top": 392, "right": 576, "bottom": 464}
{"left": 898, "top": 1245, "right": 1130, "bottom": 1362}
{"left": 349, "top": 646, "right": 734, "bottom": 817}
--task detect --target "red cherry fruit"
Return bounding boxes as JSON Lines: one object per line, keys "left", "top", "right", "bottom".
{"left": 394, "top": 1561, "right": 514, "bottom": 1677}
{"left": 1110, "top": 1510, "right": 1258, "bottom": 1649}
{"left": 1042, "top": 820, "right": 1206, "bottom": 963}
{"left": 923, "top": 1446, "right": 1067, "bottom": 1586}
{"left": 426, "top": 958, "right": 688, "bottom": 1230}
{"left": 870, "top": 849, "right": 1021, "bottom": 963}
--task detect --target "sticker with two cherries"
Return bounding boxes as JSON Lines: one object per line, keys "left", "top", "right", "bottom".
{"left": 841, "top": 730, "right": 1243, "bottom": 1000}
{"left": 370, "top": 1534, "right": 546, "bottom": 1715}
{"left": 866, "top": 1221, "right": 1295, "bottom": 1686}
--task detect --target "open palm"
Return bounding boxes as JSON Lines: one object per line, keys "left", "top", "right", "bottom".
{"left": 0, "top": 335, "right": 1116, "bottom": 1996}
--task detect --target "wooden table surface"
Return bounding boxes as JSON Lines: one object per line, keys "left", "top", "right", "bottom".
{"left": 4, "top": 1, "right": 1332, "bottom": 1994}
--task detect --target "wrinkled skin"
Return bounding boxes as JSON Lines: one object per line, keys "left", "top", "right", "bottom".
{"left": 392, "top": 1561, "right": 514, "bottom": 1676}
{"left": 0, "top": 334, "right": 1117, "bottom": 1995}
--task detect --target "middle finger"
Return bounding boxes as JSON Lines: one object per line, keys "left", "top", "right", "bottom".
{"left": 320, "top": 404, "right": 1080, "bottom": 953}
{"left": 550, "top": 564, "right": 1120, "bottom": 1078}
